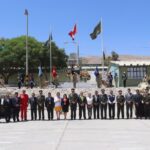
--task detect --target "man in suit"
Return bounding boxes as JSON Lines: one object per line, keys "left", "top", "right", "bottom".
{"left": 3, "top": 94, "right": 12, "bottom": 123}
{"left": 143, "top": 89, "right": 150, "bottom": 119}
{"left": 93, "top": 90, "right": 100, "bottom": 119}
{"left": 100, "top": 89, "right": 108, "bottom": 119}
{"left": 37, "top": 90, "right": 45, "bottom": 120}
{"left": 116, "top": 90, "right": 125, "bottom": 119}
{"left": 78, "top": 92, "right": 87, "bottom": 120}
{"left": 133, "top": 89, "right": 143, "bottom": 119}
{"left": 29, "top": 93, "right": 37, "bottom": 120}
{"left": 125, "top": 88, "right": 134, "bottom": 119}
{"left": 108, "top": 90, "right": 115, "bottom": 119}
{"left": 11, "top": 92, "right": 20, "bottom": 122}
{"left": 45, "top": 92, "right": 54, "bottom": 120}
{"left": 69, "top": 88, "right": 78, "bottom": 120}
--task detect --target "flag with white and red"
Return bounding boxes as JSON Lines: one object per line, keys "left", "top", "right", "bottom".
{"left": 68, "top": 24, "right": 77, "bottom": 40}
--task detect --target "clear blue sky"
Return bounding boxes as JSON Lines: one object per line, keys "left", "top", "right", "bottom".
{"left": 0, "top": 0, "right": 150, "bottom": 56}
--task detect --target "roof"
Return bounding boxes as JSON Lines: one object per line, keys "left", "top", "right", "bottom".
{"left": 110, "top": 61, "right": 150, "bottom": 66}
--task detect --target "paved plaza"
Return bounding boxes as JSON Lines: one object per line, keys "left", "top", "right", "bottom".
{"left": 0, "top": 114, "right": 150, "bottom": 150}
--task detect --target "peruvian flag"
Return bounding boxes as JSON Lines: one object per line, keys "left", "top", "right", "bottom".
{"left": 52, "top": 66, "right": 57, "bottom": 78}
{"left": 68, "top": 24, "right": 77, "bottom": 40}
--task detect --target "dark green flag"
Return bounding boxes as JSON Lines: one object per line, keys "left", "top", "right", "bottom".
{"left": 90, "top": 22, "right": 101, "bottom": 40}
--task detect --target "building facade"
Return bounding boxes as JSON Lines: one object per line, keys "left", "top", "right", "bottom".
{"left": 108, "top": 61, "right": 150, "bottom": 87}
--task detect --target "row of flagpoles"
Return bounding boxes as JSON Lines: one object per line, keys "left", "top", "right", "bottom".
{"left": 24, "top": 9, "right": 105, "bottom": 83}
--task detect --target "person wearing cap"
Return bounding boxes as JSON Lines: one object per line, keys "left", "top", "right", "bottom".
{"left": 37, "top": 90, "right": 45, "bottom": 120}
{"left": 100, "top": 89, "right": 108, "bottom": 119}
{"left": 20, "top": 90, "right": 29, "bottom": 121}
{"left": 125, "top": 88, "right": 134, "bottom": 119}
{"left": 133, "top": 89, "right": 143, "bottom": 119}
{"left": 45, "top": 92, "right": 54, "bottom": 120}
{"left": 108, "top": 90, "right": 116, "bottom": 119}
{"left": 72, "top": 72, "right": 78, "bottom": 88}
{"left": 116, "top": 90, "right": 125, "bottom": 119}
{"left": 93, "top": 90, "right": 100, "bottom": 119}
{"left": 11, "top": 92, "right": 20, "bottom": 122}
{"left": 69, "top": 88, "right": 78, "bottom": 120}
{"left": 143, "top": 89, "right": 150, "bottom": 119}
{"left": 78, "top": 92, "right": 87, "bottom": 120}
{"left": 29, "top": 93, "right": 38, "bottom": 120}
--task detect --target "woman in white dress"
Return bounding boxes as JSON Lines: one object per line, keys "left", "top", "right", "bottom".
{"left": 54, "top": 92, "right": 62, "bottom": 120}
{"left": 86, "top": 93, "right": 93, "bottom": 119}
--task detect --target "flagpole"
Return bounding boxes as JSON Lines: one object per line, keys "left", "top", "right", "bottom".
{"left": 100, "top": 18, "right": 104, "bottom": 79}
{"left": 49, "top": 33, "right": 52, "bottom": 84}
{"left": 25, "top": 10, "right": 29, "bottom": 76}
{"left": 77, "top": 44, "right": 79, "bottom": 66}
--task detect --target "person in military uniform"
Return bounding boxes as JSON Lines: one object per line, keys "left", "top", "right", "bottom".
{"left": 108, "top": 90, "right": 115, "bottom": 119}
{"left": 11, "top": 92, "right": 20, "bottom": 122}
{"left": 122, "top": 72, "right": 127, "bottom": 87}
{"left": 72, "top": 72, "right": 78, "bottom": 88}
{"left": 94, "top": 67, "right": 101, "bottom": 88}
{"left": 125, "top": 88, "right": 134, "bottom": 119}
{"left": 29, "top": 93, "right": 37, "bottom": 120}
{"left": 3, "top": 94, "right": 12, "bottom": 123}
{"left": 116, "top": 90, "right": 125, "bottom": 119}
{"left": 93, "top": 90, "right": 100, "bottom": 119}
{"left": 133, "top": 89, "right": 143, "bottom": 119}
{"left": 143, "top": 89, "right": 150, "bottom": 119}
{"left": 45, "top": 92, "right": 54, "bottom": 120}
{"left": 37, "top": 90, "right": 45, "bottom": 120}
{"left": 100, "top": 89, "right": 108, "bottom": 119}
{"left": 69, "top": 88, "right": 78, "bottom": 120}
{"left": 78, "top": 92, "right": 87, "bottom": 120}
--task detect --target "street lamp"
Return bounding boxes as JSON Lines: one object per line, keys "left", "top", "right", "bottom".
{"left": 64, "top": 42, "right": 79, "bottom": 66}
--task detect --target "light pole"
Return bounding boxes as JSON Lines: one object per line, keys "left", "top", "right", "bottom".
{"left": 64, "top": 41, "right": 79, "bottom": 66}
{"left": 24, "top": 9, "right": 29, "bottom": 76}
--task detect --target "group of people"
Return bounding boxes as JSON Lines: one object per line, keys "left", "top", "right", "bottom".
{"left": 17, "top": 73, "right": 35, "bottom": 89}
{"left": 94, "top": 68, "right": 127, "bottom": 88}
{"left": 0, "top": 88, "right": 150, "bottom": 123}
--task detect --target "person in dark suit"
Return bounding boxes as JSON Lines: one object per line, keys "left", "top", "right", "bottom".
{"left": 122, "top": 72, "right": 127, "bottom": 87}
{"left": 61, "top": 94, "right": 70, "bottom": 120}
{"left": 125, "top": 88, "right": 134, "bottom": 119}
{"left": 116, "top": 90, "right": 125, "bottom": 119}
{"left": 11, "top": 92, "right": 20, "bottom": 122}
{"left": 133, "top": 89, "right": 143, "bottom": 119}
{"left": 69, "top": 88, "right": 78, "bottom": 120}
{"left": 93, "top": 90, "right": 100, "bottom": 119}
{"left": 4, "top": 94, "right": 12, "bottom": 123}
{"left": 108, "top": 90, "right": 115, "bottom": 119}
{"left": 37, "top": 90, "right": 45, "bottom": 120}
{"left": 45, "top": 92, "right": 54, "bottom": 120}
{"left": 143, "top": 89, "right": 150, "bottom": 119}
{"left": 100, "top": 89, "right": 108, "bottom": 119}
{"left": 78, "top": 92, "right": 87, "bottom": 120}
{"left": 29, "top": 93, "right": 37, "bottom": 120}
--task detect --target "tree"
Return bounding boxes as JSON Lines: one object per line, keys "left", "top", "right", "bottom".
{"left": 111, "top": 51, "right": 119, "bottom": 61}
{"left": 0, "top": 36, "right": 68, "bottom": 84}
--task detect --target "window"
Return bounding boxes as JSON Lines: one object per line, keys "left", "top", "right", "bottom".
{"left": 127, "top": 67, "right": 147, "bottom": 79}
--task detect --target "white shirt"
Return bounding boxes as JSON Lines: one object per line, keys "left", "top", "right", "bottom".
{"left": 87, "top": 97, "right": 93, "bottom": 105}
{"left": 54, "top": 96, "right": 61, "bottom": 107}
{"left": 1, "top": 98, "right": 4, "bottom": 105}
